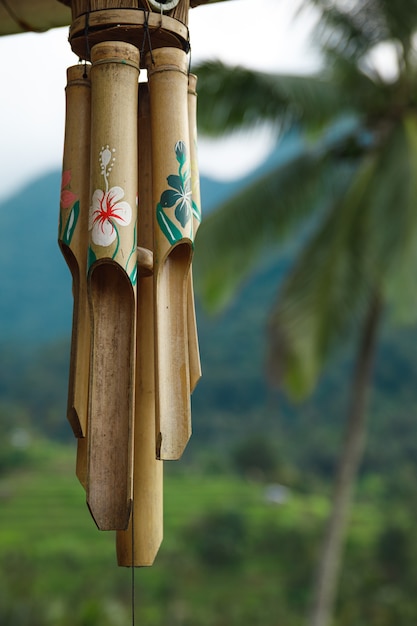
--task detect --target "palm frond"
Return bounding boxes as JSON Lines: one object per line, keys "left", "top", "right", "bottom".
{"left": 307, "top": 0, "right": 387, "bottom": 59}
{"left": 267, "top": 153, "right": 379, "bottom": 399}
{"left": 194, "top": 61, "right": 346, "bottom": 136}
{"left": 308, "top": 0, "right": 417, "bottom": 66}
{"left": 367, "top": 115, "right": 417, "bottom": 323}
{"left": 378, "top": 0, "right": 417, "bottom": 48}
{"left": 194, "top": 126, "right": 363, "bottom": 311}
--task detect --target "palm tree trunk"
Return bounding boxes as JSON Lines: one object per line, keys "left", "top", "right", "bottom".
{"left": 307, "top": 292, "right": 383, "bottom": 626}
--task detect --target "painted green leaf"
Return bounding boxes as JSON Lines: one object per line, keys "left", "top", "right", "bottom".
{"left": 157, "top": 202, "right": 183, "bottom": 245}
{"left": 62, "top": 201, "right": 80, "bottom": 245}
{"left": 161, "top": 188, "right": 180, "bottom": 208}
{"left": 175, "top": 198, "right": 191, "bottom": 228}
{"left": 129, "top": 264, "right": 137, "bottom": 286}
{"left": 175, "top": 141, "right": 187, "bottom": 166}
{"left": 88, "top": 246, "right": 97, "bottom": 270}
{"left": 168, "top": 174, "right": 183, "bottom": 189}
{"left": 192, "top": 200, "right": 201, "bottom": 222}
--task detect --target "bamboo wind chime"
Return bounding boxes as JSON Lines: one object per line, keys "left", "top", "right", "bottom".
{"left": 58, "top": 0, "right": 202, "bottom": 566}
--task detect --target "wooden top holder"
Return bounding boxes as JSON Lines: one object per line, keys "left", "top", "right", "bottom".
{"left": 65, "top": 1, "right": 190, "bottom": 62}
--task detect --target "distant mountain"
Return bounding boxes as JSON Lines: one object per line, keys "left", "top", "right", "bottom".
{"left": 0, "top": 172, "right": 70, "bottom": 343}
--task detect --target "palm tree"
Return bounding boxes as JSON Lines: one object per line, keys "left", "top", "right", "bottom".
{"left": 193, "top": 2, "right": 417, "bottom": 625}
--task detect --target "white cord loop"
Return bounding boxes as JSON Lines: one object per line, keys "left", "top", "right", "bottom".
{"left": 148, "top": 0, "right": 180, "bottom": 12}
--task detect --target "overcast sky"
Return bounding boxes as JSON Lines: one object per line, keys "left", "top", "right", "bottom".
{"left": 0, "top": 0, "right": 319, "bottom": 201}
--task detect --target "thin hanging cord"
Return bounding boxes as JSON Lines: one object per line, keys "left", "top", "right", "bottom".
{"left": 141, "top": 10, "right": 155, "bottom": 66}
{"left": 84, "top": 1, "right": 91, "bottom": 62}
{"left": 187, "top": 35, "right": 192, "bottom": 74}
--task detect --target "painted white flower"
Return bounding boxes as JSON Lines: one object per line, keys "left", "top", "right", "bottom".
{"left": 89, "top": 186, "right": 132, "bottom": 247}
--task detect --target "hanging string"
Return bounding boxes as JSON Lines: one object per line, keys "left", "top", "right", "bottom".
{"left": 141, "top": 10, "right": 155, "bottom": 67}
{"left": 84, "top": 1, "right": 91, "bottom": 63}
{"left": 187, "top": 31, "right": 192, "bottom": 74}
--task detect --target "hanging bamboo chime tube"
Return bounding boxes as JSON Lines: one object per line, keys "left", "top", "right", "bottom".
{"left": 187, "top": 73, "right": 202, "bottom": 393}
{"left": 146, "top": 47, "right": 193, "bottom": 461}
{"left": 87, "top": 41, "right": 139, "bottom": 531}
{"left": 116, "top": 82, "right": 163, "bottom": 566}
{"left": 59, "top": 64, "right": 91, "bottom": 439}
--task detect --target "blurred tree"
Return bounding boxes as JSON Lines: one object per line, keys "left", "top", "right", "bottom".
{"left": 187, "top": 509, "right": 247, "bottom": 568}
{"left": 194, "top": 1, "right": 417, "bottom": 625}
{"left": 232, "top": 435, "right": 280, "bottom": 481}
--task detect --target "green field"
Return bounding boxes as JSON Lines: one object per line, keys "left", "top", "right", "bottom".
{"left": 1, "top": 439, "right": 416, "bottom": 626}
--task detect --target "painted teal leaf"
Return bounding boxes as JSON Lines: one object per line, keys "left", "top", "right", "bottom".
{"left": 157, "top": 202, "right": 183, "bottom": 245}
{"left": 192, "top": 200, "right": 201, "bottom": 222}
{"left": 175, "top": 198, "right": 191, "bottom": 228}
{"left": 62, "top": 201, "right": 80, "bottom": 245}
{"left": 167, "top": 174, "right": 183, "bottom": 192}
{"left": 88, "top": 246, "right": 97, "bottom": 270}
{"left": 175, "top": 140, "right": 187, "bottom": 165}
{"left": 129, "top": 264, "right": 137, "bottom": 286}
{"left": 161, "top": 188, "right": 180, "bottom": 208}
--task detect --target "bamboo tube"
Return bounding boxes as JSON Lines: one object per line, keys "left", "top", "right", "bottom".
{"left": 76, "top": 435, "right": 88, "bottom": 488}
{"left": 116, "top": 83, "right": 163, "bottom": 566}
{"left": 187, "top": 73, "right": 202, "bottom": 392}
{"left": 146, "top": 47, "right": 192, "bottom": 460}
{"left": 87, "top": 41, "right": 139, "bottom": 531}
{"left": 59, "top": 64, "right": 91, "bottom": 439}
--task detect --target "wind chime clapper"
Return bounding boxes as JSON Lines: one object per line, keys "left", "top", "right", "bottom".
{"left": 58, "top": 0, "right": 203, "bottom": 564}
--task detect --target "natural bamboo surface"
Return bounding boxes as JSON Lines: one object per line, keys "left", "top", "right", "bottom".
{"left": 147, "top": 47, "right": 192, "bottom": 460}
{"left": 59, "top": 64, "right": 91, "bottom": 439}
{"left": 116, "top": 83, "right": 163, "bottom": 566}
{"left": 87, "top": 41, "right": 139, "bottom": 530}
{"left": 187, "top": 73, "right": 202, "bottom": 393}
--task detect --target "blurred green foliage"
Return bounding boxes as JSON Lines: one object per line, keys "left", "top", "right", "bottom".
{"left": 1, "top": 440, "right": 417, "bottom": 625}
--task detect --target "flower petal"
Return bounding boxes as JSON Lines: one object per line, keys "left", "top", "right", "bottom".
{"left": 101, "top": 148, "right": 112, "bottom": 167}
{"left": 61, "top": 170, "right": 71, "bottom": 189}
{"left": 175, "top": 141, "right": 187, "bottom": 165}
{"left": 161, "top": 189, "right": 180, "bottom": 208}
{"left": 89, "top": 189, "right": 104, "bottom": 229}
{"left": 92, "top": 218, "right": 117, "bottom": 247}
{"left": 111, "top": 200, "right": 132, "bottom": 226}
{"left": 175, "top": 198, "right": 191, "bottom": 228}
{"left": 166, "top": 174, "right": 183, "bottom": 193}
{"left": 107, "top": 186, "right": 125, "bottom": 205}
{"left": 61, "top": 189, "right": 77, "bottom": 209}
